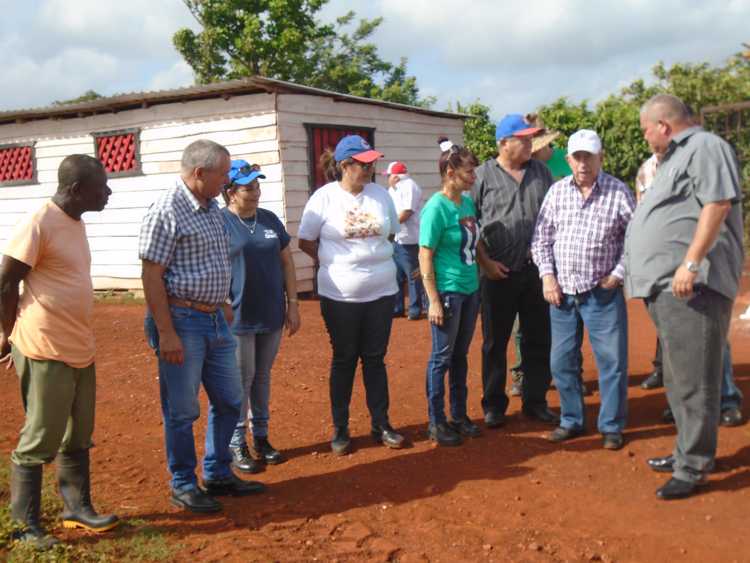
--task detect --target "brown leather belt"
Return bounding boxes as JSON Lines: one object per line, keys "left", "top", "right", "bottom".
{"left": 168, "top": 297, "right": 222, "bottom": 314}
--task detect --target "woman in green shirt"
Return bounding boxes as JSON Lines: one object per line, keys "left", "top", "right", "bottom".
{"left": 418, "top": 138, "right": 481, "bottom": 447}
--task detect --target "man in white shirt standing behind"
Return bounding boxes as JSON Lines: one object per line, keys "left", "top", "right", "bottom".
{"left": 384, "top": 161, "right": 424, "bottom": 319}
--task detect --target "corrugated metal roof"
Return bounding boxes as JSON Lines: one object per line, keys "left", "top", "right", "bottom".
{"left": 0, "top": 76, "right": 467, "bottom": 124}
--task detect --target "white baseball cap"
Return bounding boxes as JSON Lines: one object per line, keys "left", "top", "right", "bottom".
{"left": 567, "top": 129, "right": 602, "bottom": 155}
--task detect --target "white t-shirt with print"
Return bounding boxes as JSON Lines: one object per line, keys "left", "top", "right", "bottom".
{"left": 388, "top": 176, "right": 422, "bottom": 245}
{"left": 298, "top": 181, "right": 399, "bottom": 302}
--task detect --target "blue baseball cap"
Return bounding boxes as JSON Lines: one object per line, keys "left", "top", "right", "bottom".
{"left": 334, "top": 135, "right": 383, "bottom": 163}
{"left": 228, "top": 159, "right": 266, "bottom": 185}
{"left": 496, "top": 114, "right": 542, "bottom": 140}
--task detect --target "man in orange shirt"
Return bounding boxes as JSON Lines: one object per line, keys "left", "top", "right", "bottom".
{"left": 0, "top": 154, "right": 118, "bottom": 549}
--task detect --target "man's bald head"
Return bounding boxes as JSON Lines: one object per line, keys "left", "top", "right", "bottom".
{"left": 639, "top": 94, "right": 695, "bottom": 155}
{"left": 54, "top": 154, "right": 110, "bottom": 217}
{"left": 640, "top": 94, "right": 692, "bottom": 126}
{"left": 58, "top": 154, "right": 106, "bottom": 192}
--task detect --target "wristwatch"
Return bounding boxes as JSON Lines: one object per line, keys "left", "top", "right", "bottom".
{"left": 684, "top": 260, "right": 700, "bottom": 273}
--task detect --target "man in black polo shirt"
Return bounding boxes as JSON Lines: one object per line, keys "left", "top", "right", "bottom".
{"left": 473, "top": 114, "right": 557, "bottom": 428}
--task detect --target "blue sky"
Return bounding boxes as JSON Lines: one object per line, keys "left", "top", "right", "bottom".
{"left": 1, "top": 0, "right": 748, "bottom": 118}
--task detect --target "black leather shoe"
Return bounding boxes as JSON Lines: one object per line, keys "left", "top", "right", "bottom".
{"left": 331, "top": 426, "right": 351, "bottom": 456}
{"left": 720, "top": 407, "right": 744, "bottom": 427}
{"left": 170, "top": 487, "right": 222, "bottom": 513}
{"left": 484, "top": 411, "right": 506, "bottom": 429}
{"left": 547, "top": 426, "right": 583, "bottom": 443}
{"left": 656, "top": 477, "right": 702, "bottom": 500}
{"left": 661, "top": 407, "right": 675, "bottom": 424}
{"left": 371, "top": 424, "right": 405, "bottom": 449}
{"left": 647, "top": 455, "right": 674, "bottom": 473}
{"left": 449, "top": 417, "right": 482, "bottom": 438}
{"left": 428, "top": 422, "right": 463, "bottom": 446}
{"left": 602, "top": 432, "right": 624, "bottom": 450}
{"left": 522, "top": 405, "right": 559, "bottom": 425}
{"left": 203, "top": 474, "right": 267, "bottom": 497}
{"left": 252, "top": 437, "right": 285, "bottom": 465}
{"left": 230, "top": 445, "right": 263, "bottom": 474}
{"left": 640, "top": 371, "right": 663, "bottom": 390}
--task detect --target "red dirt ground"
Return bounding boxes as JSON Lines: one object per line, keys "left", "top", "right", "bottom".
{"left": 2, "top": 287, "right": 750, "bottom": 563}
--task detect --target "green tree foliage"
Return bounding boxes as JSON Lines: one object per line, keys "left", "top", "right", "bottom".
{"left": 536, "top": 51, "right": 750, "bottom": 188}
{"left": 455, "top": 101, "right": 496, "bottom": 162}
{"left": 174, "top": 0, "right": 433, "bottom": 107}
{"left": 52, "top": 90, "right": 104, "bottom": 106}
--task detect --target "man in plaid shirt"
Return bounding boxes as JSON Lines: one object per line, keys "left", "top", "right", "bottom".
{"left": 139, "top": 140, "right": 266, "bottom": 514}
{"left": 531, "top": 129, "right": 635, "bottom": 450}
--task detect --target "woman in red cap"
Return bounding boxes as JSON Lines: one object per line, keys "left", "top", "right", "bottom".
{"left": 298, "top": 135, "right": 405, "bottom": 455}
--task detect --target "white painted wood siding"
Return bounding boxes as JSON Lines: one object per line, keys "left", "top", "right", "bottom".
{"left": 0, "top": 91, "right": 464, "bottom": 293}
{"left": 276, "top": 93, "right": 464, "bottom": 292}
{"left": 0, "top": 94, "right": 279, "bottom": 289}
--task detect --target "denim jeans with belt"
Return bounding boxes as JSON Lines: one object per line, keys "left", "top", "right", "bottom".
{"left": 145, "top": 306, "right": 242, "bottom": 492}
{"left": 550, "top": 286, "right": 629, "bottom": 434}
{"left": 426, "top": 291, "right": 480, "bottom": 425}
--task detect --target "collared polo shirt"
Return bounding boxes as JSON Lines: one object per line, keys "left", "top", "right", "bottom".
{"left": 139, "top": 179, "right": 231, "bottom": 304}
{"left": 471, "top": 158, "right": 553, "bottom": 270}
{"left": 624, "top": 127, "right": 744, "bottom": 300}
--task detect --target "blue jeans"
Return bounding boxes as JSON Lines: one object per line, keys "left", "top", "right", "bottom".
{"left": 145, "top": 306, "right": 242, "bottom": 492}
{"left": 393, "top": 243, "right": 424, "bottom": 317}
{"left": 426, "top": 291, "right": 480, "bottom": 424}
{"left": 721, "top": 343, "right": 743, "bottom": 409}
{"left": 550, "top": 287, "right": 628, "bottom": 434}
{"left": 230, "top": 330, "right": 283, "bottom": 447}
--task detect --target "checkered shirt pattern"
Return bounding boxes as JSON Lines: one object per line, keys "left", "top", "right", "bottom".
{"left": 531, "top": 172, "right": 635, "bottom": 295}
{"left": 139, "top": 179, "right": 231, "bottom": 304}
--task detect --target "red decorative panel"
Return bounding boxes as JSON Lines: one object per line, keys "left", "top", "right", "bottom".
{"left": 309, "top": 126, "right": 374, "bottom": 191}
{"left": 0, "top": 145, "right": 34, "bottom": 183}
{"left": 96, "top": 132, "right": 138, "bottom": 173}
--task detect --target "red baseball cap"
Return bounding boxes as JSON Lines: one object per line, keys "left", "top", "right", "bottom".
{"left": 382, "top": 161, "right": 408, "bottom": 175}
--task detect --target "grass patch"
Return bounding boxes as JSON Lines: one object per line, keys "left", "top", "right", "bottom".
{"left": 0, "top": 461, "right": 179, "bottom": 562}
{"left": 94, "top": 290, "right": 145, "bottom": 305}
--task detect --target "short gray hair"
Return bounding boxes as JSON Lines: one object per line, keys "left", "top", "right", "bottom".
{"left": 181, "top": 139, "right": 230, "bottom": 172}
{"left": 641, "top": 94, "right": 691, "bottom": 124}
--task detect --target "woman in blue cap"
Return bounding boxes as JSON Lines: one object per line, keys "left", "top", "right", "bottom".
{"left": 298, "top": 135, "right": 405, "bottom": 455}
{"left": 221, "top": 160, "right": 301, "bottom": 473}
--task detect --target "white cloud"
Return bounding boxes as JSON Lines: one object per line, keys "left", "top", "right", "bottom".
{"left": 3, "top": 46, "right": 119, "bottom": 109}
{"left": 148, "top": 60, "right": 195, "bottom": 92}
{"left": 38, "top": 0, "right": 196, "bottom": 59}
{"left": 0, "top": 0, "right": 747, "bottom": 116}
{"left": 377, "top": 0, "right": 748, "bottom": 68}
{"left": 343, "top": 0, "right": 750, "bottom": 117}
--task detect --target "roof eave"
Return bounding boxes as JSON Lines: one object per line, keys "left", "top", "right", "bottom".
{"left": 0, "top": 76, "right": 468, "bottom": 125}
